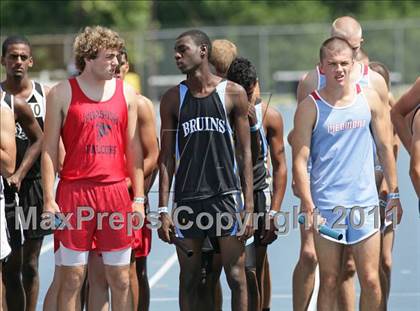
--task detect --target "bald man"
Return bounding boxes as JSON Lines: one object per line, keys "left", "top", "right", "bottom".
{"left": 290, "top": 16, "right": 392, "bottom": 311}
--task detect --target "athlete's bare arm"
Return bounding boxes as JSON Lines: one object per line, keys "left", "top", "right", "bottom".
{"left": 288, "top": 70, "right": 317, "bottom": 147}
{"left": 124, "top": 83, "right": 145, "bottom": 216}
{"left": 0, "top": 105, "right": 16, "bottom": 177}
{"left": 136, "top": 96, "right": 159, "bottom": 178}
{"left": 391, "top": 78, "right": 420, "bottom": 153}
{"left": 292, "top": 97, "right": 317, "bottom": 214}
{"left": 261, "top": 104, "right": 287, "bottom": 244}
{"left": 43, "top": 87, "right": 66, "bottom": 172}
{"left": 41, "top": 81, "right": 71, "bottom": 214}
{"left": 225, "top": 81, "right": 254, "bottom": 240}
{"left": 369, "top": 70, "right": 391, "bottom": 111}
{"left": 158, "top": 86, "right": 178, "bottom": 243}
{"left": 410, "top": 113, "right": 420, "bottom": 196}
{"left": 8, "top": 96, "right": 43, "bottom": 190}
{"left": 366, "top": 87, "right": 402, "bottom": 222}
{"left": 264, "top": 105, "right": 287, "bottom": 212}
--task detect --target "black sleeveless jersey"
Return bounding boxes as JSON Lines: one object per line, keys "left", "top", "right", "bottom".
{"left": 3, "top": 81, "right": 46, "bottom": 180}
{"left": 253, "top": 100, "right": 269, "bottom": 192}
{"left": 174, "top": 80, "right": 240, "bottom": 203}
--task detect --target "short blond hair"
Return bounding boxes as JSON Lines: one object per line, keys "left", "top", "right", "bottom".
{"left": 210, "top": 39, "right": 238, "bottom": 76}
{"left": 73, "top": 25, "right": 124, "bottom": 72}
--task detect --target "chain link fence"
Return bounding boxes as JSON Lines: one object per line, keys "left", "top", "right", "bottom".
{"left": 1, "top": 19, "right": 419, "bottom": 100}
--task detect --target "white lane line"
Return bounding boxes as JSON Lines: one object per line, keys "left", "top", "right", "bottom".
{"left": 149, "top": 252, "right": 178, "bottom": 288}
{"left": 40, "top": 240, "right": 54, "bottom": 255}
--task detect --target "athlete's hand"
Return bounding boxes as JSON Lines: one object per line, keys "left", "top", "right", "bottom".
{"left": 312, "top": 213, "right": 326, "bottom": 232}
{"left": 299, "top": 206, "right": 324, "bottom": 232}
{"left": 6, "top": 173, "right": 23, "bottom": 192}
{"left": 42, "top": 199, "right": 60, "bottom": 229}
{"left": 132, "top": 202, "right": 145, "bottom": 227}
{"left": 260, "top": 217, "right": 278, "bottom": 245}
{"left": 248, "top": 103, "right": 258, "bottom": 127}
{"left": 158, "top": 212, "right": 175, "bottom": 244}
{"left": 386, "top": 198, "right": 403, "bottom": 225}
{"left": 238, "top": 212, "right": 255, "bottom": 241}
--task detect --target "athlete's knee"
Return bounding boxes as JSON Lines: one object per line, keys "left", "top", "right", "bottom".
{"left": 320, "top": 272, "right": 340, "bottom": 291}
{"left": 22, "top": 259, "right": 39, "bottom": 281}
{"left": 245, "top": 266, "right": 257, "bottom": 283}
{"left": 180, "top": 271, "right": 199, "bottom": 293}
{"left": 61, "top": 270, "right": 85, "bottom": 292}
{"left": 110, "top": 275, "right": 130, "bottom": 293}
{"left": 225, "top": 265, "right": 246, "bottom": 291}
{"left": 107, "top": 269, "right": 130, "bottom": 292}
{"left": 299, "top": 249, "right": 318, "bottom": 269}
{"left": 359, "top": 271, "right": 381, "bottom": 292}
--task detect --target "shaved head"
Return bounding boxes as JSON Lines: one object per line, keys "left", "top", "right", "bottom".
{"left": 331, "top": 16, "right": 363, "bottom": 50}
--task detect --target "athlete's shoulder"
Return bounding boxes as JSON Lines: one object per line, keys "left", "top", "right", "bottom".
{"left": 410, "top": 77, "right": 420, "bottom": 96}
{"left": 136, "top": 94, "right": 155, "bottom": 116}
{"left": 122, "top": 79, "right": 139, "bottom": 102}
{"left": 368, "top": 69, "right": 388, "bottom": 95}
{"left": 50, "top": 79, "right": 71, "bottom": 94}
{"left": 160, "top": 85, "right": 180, "bottom": 117}
{"left": 161, "top": 85, "right": 180, "bottom": 104}
{"left": 297, "top": 68, "right": 318, "bottom": 102}
{"left": 225, "top": 79, "right": 246, "bottom": 95}
{"left": 264, "top": 103, "right": 284, "bottom": 131}
{"left": 362, "top": 85, "right": 382, "bottom": 108}
{"left": 137, "top": 94, "right": 153, "bottom": 107}
{"left": 47, "top": 79, "right": 72, "bottom": 108}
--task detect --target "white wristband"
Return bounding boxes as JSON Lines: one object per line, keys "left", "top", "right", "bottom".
{"left": 158, "top": 206, "right": 169, "bottom": 214}
{"left": 250, "top": 122, "right": 261, "bottom": 132}
{"left": 268, "top": 210, "right": 277, "bottom": 218}
{"left": 387, "top": 192, "right": 400, "bottom": 200}
{"left": 133, "top": 196, "right": 145, "bottom": 204}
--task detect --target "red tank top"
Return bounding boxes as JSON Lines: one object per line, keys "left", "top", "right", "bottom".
{"left": 60, "top": 78, "right": 128, "bottom": 182}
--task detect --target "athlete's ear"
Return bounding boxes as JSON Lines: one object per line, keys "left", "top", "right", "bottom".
{"left": 200, "top": 45, "right": 207, "bottom": 58}
{"left": 28, "top": 56, "right": 34, "bottom": 68}
{"left": 1, "top": 56, "right": 5, "bottom": 66}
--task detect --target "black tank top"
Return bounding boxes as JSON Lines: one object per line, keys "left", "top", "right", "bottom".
{"left": 253, "top": 100, "right": 269, "bottom": 191}
{"left": 174, "top": 80, "right": 240, "bottom": 203}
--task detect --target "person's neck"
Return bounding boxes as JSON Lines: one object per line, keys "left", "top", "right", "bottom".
{"left": 322, "top": 82, "right": 354, "bottom": 105}
{"left": 1, "top": 76, "right": 31, "bottom": 96}
{"left": 77, "top": 70, "right": 108, "bottom": 89}
{"left": 186, "top": 64, "right": 218, "bottom": 93}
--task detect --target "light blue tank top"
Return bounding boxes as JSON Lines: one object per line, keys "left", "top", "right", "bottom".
{"left": 309, "top": 63, "right": 371, "bottom": 174}
{"left": 309, "top": 85, "right": 378, "bottom": 210}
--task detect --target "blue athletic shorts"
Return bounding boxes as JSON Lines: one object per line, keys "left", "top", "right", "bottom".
{"left": 318, "top": 205, "right": 380, "bottom": 245}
